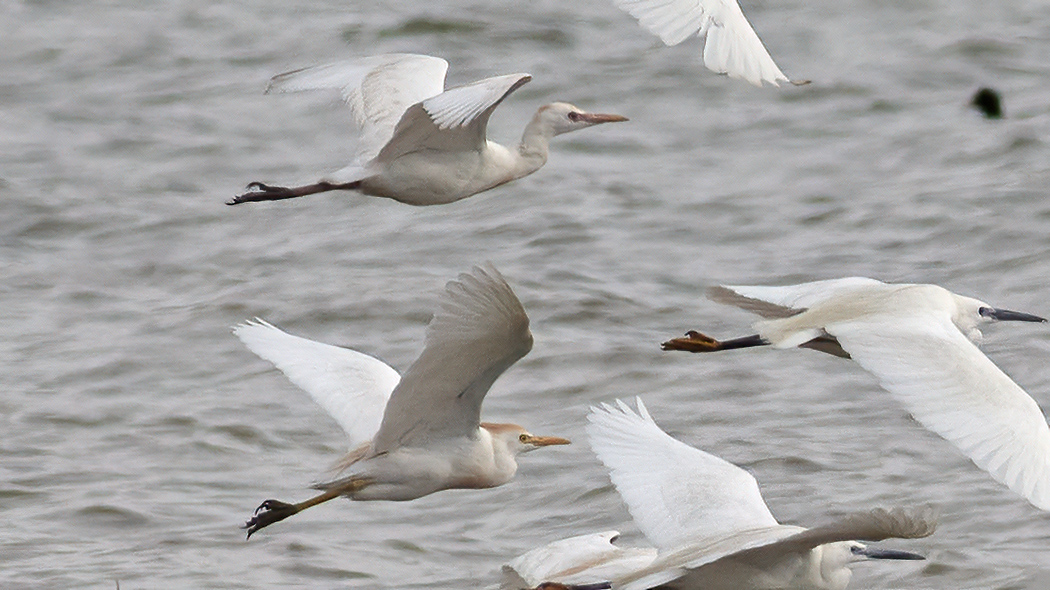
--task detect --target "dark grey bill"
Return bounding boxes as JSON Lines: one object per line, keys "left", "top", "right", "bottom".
{"left": 979, "top": 307, "right": 1047, "bottom": 323}
{"left": 851, "top": 545, "right": 925, "bottom": 560}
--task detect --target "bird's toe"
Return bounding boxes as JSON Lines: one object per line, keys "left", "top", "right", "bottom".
{"left": 661, "top": 331, "right": 720, "bottom": 352}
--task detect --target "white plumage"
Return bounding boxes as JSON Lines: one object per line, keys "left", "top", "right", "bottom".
{"left": 665, "top": 277, "right": 1050, "bottom": 511}
{"left": 612, "top": 0, "right": 796, "bottom": 87}
{"left": 502, "top": 531, "right": 657, "bottom": 589}
{"left": 233, "top": 264, "right": 570, "bottom": 538}
{"left": 582, "top": 399, "right": 934, "bottom": 590}
{"left": 230, "top": 53, "right": 627, "bottom": 206}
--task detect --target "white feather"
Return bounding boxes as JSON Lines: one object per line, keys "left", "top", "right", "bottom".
{"left": 501, "top": 531, "right": 657, "bottom": 588}
{"left": 232, "top": 318, "right": 400, "bottom": 448}
{"left": 613, "top": 0, "right": 790, "bottom": 86}
{"left": 586, "top": 398, "right": 777, "bottom": 551}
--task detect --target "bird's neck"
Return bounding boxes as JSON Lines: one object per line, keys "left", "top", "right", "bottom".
{"left": 514, "top": 114, "right": 554, "bottom": 178}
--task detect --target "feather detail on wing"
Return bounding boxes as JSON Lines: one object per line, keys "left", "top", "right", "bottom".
{"left": 371, "top": 264, "right": 532, "bottom": 452}
{"left": 612, "top": 0, "right": 789, "bottom": 86}
{"left": 376, "top": 73, "right": 532, "bottom": 162}
{"left": 586, "top": 398, "right": 777, "bottom": 551}
{"left": 617, "top": 507, "right": 934, "bottom": 590}
{"left": 232, "top": 318, "right": 401, "bottom": 449}
{"left": 711, "top": 277, "right": 886, "bottom": 318}
{"left": 266, "top": 54, "right": 449, "bottom": 162}
{"left": 829, "top": 315, "right": 1050, "bottom": 511}
{"left": 502, "top": 531, "right": 657, "bottom": 589}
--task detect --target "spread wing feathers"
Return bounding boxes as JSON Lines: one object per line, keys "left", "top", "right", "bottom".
{"left": 371, "top": 265, "right": 533, "bottom": 452}
{"left": 232, "top": 319, "right": 401, "bottom": 449}
{"left": 613, "top": 0, "right": 789, "bottom": 87}
{"left": 614, "top": 525, "right": 803, "bottom": 590}
{"left": 829, "top": 315, "right": 1050, "bottom": 511}
{"left": 711, "top": 277, "right": 886, "bottom": 318}
{"left": 375, "top": 73, "right": 532, "bottom": 163}
{"left": 616, "top": 507, "right": 934, "bottom": 590}
{"left": 586, "top": 398, "right": 777, "bottom": 551}
{"left": 502, "top": 531, "right": 657, "bottom": 589}
{"left": 769, "top": 506, "right": 937, "bottom": 551}
{"left": 266, "top": 54, "right": 449, "bottom": 162}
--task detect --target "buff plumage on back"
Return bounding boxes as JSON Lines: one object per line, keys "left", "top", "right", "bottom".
{"left": 371, "top": 264, "right": 532, "bottom": 452}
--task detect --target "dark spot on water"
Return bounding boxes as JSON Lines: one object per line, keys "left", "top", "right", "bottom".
{"left": 280, "top": 563, "right": 375, "bottom": 580}
{"left": 971, "top": 87, "right": 1003, "bottom": 119}
{"left": 340, "top": 25, "right": 363, "bottom": 43}
{"left": 380, "top": 17, "right": 485, "bottom": 37}
{"left": 384, "top": 539, "right": 427, "bottom": 553}
{"left": 75, "top": 504, "right": 151, "bottom": 529}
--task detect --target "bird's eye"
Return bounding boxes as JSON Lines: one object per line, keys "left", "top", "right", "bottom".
{"left": 519, "top": 433, "right": 529, "bottom": 443}
{"left": 567, "top": 111, "right": 582, "bottom": 122}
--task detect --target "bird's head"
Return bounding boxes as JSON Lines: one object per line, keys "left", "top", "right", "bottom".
{"left": 482, "top": 423, "right": 571, "bottom": 455}
{"left": 951, "top": 294, "right": 1046, "bottom": 342}
{"left": 536, "top": 102, "right": 628, "bottom": 137}
{"left": 815, "top": 541, "right": 924, "bottom": 588}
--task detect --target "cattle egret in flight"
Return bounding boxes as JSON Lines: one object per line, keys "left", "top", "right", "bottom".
{"left": 611, "top": 0, "right": 803, "bottom": 87}
{"left": 233, "top": 264, "right": 570, "bottom": 538}
{"left": 663, "top": 277, "right": 1050, "bottom": 511}
{"left": 229, "top": 53, "right": 627, "bottom": 206}
{"left": 569, "top": 398, "right": 935, "bottom": 590}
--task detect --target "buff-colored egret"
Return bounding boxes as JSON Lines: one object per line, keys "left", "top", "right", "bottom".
{"left": 572, "top": 398, "right": 934, "bottom": 590}
{"left": 233, "top": 265, "right": 570, "bottom": 538}
{"left": 229, "top": 53, "right": 627, "bottom": 206}
{"left": 611, "top": 0, "right": 804, "bottom": 87}
{"left": 663, "top": 277, "right": 1050, "bottom": 511}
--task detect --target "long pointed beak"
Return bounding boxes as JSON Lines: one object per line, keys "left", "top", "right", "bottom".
{"left": 979, "top": 307, "right": 1047, "bottom": 322}
{"left": 577, "top": 112, "right": 629, "bottom": 124}
{"left": 851, "top": 545, "right": 925, "bottom": 560}
{"left": 531, "top": 583, "right": 611, "bottom": 590}
{"left": 525, "top": 435, "right": 571, "bottom": 447}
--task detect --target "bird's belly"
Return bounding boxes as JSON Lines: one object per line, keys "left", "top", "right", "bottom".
{"left": 348, "top": 443, "right": 508, "bottom": 501}
{"left": 360, "top": 151, "right": 511, "bottom": 206}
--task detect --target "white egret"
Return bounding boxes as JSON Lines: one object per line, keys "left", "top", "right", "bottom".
{"left": 662, "top": 277, "right": 1050, "bottom": 511}
{"left": 233, "top": 264, "right": 570, "bottom": 538}
{"left": 611, "top": 0, "right": 803, "bottom": 87}
{"left": 229, "top": 53, "right": 627, "bottom": 206}
{"left": 575, "top": 398, "right": 935, "bottom": 590}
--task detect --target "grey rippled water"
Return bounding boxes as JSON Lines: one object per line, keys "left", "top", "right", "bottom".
{"left": 3, "top": 0, "right": 1050, "bottom": 588}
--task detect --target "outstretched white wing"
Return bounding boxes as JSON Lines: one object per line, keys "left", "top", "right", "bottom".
{"left": 828, "top": 314, "right": 1050, "bottom": 511}
{"left": 233, "top": 319, "right": 401, "bottom": 448}
{"left": 501, "top": 531, "right": 657, "bottom": 589}
{"left": 586, "top": 399, "right": 777, "bottom": 551}
{"left": 266, "top": 53, "right": 449, "bottom": 163}
{"left": 615, "top": 506, "right": 935, "bottom": 590}
{"left": 375, "top": 73, "right": 532, "bottom": 163}
{"left": 371, "top": 264, "right": 533, "bottom": 453}
{"left": 712, "top": 277, "right": 886, "bottom": 318}
{"left": 612, "top": 0, "right": 791, "bottom": 87}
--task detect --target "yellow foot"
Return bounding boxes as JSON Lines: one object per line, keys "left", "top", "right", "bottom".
{"left": 661, "top": 330, "right": 722, "bottom": 352}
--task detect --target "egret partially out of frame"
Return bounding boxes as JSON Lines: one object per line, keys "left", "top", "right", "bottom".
{"left": 611, "top": 0, "right": 804, "bottom": 87}
{"left": 229, "top": 53, "right": 627, "bottom": 206}
{"left": 233, "top": 265, "right": 570, "bottom": 538}
{"left": 566, "top": 398, "right": 933, "bottom": 590}
{"left": 662, "top": 277, "right": 1050, "bottom": 511}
